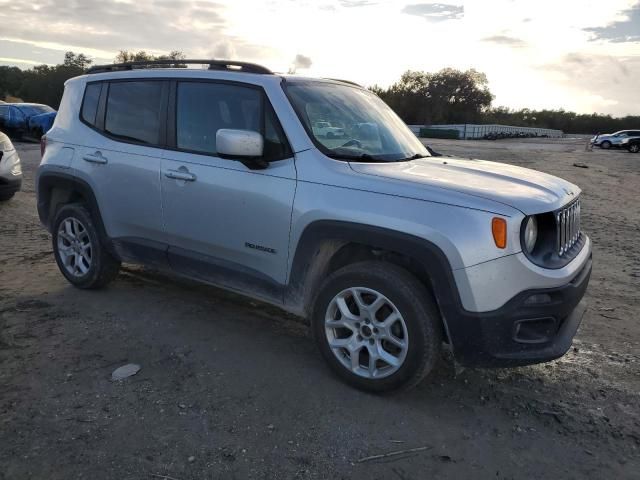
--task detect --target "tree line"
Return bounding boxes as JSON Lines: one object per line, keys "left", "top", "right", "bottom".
{"left": 0, "top": 51, "right": 185, "bottom": 109}
{"left": 370, "top": 69, "right": 640, "bottom": 134}
{"left": 1, "top": 52, "right": 638, "bottom": 134}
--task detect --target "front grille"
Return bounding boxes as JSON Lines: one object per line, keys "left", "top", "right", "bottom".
{"left": 556, "top": 198, "right": 581, "bottom": 256}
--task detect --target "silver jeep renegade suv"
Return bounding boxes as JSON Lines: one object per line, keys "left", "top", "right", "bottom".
{"left": 36, "top": 60, "right": 592, "bottom": 392}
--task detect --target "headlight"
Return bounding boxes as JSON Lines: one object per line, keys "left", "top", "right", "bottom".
{"left": 523, "top": 216, "right": 538, "bottom": 253}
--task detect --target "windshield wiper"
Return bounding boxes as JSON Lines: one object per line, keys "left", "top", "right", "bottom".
{"left": 325, "top": 152, "right": 388, "bottom": 163}
{"left": 402, "top": 153, "right": 430, "bottom": 161}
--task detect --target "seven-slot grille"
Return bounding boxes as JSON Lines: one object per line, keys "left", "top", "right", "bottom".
{"left": 556, "top": 198, "right": 581, "bottom": 256}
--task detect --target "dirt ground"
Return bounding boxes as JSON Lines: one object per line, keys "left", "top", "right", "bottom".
{"left": 1, "top": 138, "right": 638, "bottom": 479}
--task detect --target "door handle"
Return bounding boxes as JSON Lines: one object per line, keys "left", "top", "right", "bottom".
{"left": 164, "top": 169, "right": 196, "bottom": 182}
{"left": 83, "top": 152, "right": 108, "bottom": 164}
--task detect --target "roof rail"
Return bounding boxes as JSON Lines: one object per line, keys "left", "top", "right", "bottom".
{"left": 86, "top": 59, "right": 273, "bottom": 75}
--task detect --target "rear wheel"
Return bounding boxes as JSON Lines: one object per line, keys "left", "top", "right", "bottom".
{"left": 312, "top": 261, "right": 442, "bottom": 392}
{"left": 51, "top": 204, "right": 120, "bottom": 289}
{"left": 629, "top": 143, "right": 640, "bottom": 153}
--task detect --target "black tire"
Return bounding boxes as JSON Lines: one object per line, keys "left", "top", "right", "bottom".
{"left": 629, "top": 143, "right": 640, "bottom": 154}
{"left": 0, "top": 192, "right": 15, "bottom": 201}
{"left": 311, "top": 261, "right": 442, "bottom": 392}
{"left": 51, "top": 203, "right": 120, "bottom": 289}
{"left": 326, "top": 132, "right": 335, "bottom": 139}
{"left": 600, "top": 141, "right": 611, "bottom": 149}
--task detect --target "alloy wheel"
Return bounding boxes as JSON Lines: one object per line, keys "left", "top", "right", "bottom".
{"left": 57, "top": 217, "right": 93, "bottom": 277}
{"left": 324, "top": 287, "right": 409, "bottom": 379}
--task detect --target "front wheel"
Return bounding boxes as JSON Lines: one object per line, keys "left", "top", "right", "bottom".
{"left": 600, "top": 141, "right": 612, "bottom": 149}
{"left": 52, "top": 204, "right": 120, "bottom": 289}
{"left": 312, "top": 261, "right": 442, "bottom": 392}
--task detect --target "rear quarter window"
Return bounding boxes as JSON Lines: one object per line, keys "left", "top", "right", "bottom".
{"left": 81, "top": 82, "right": 102, "bottom": 126}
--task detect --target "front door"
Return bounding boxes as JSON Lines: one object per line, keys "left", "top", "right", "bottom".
{"left": 161, "top": 80, "right": 296, "bottom": 302}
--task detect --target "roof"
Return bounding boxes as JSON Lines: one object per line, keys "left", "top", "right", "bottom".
{"left": 4, "top": 102, "right": 50, "bottom": 108}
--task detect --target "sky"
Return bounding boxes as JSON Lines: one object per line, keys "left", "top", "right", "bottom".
{"left": 0, "top": 0, "right": 639, "bottom": 116}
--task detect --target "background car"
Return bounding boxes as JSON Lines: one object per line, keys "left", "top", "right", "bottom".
{"left": 312, "top": 121, "right": 345, "bottom": 138}
{"left": 590, "top": 130, "right": 640, "bottom": 149}
{"left": 28, "top": 111, "right": 57, "bottom": 138}
{"left": 0, "top": 103, "right": 56, "bottom": 138}
{"left": 621, "top": 136, "right": 640, "bottom": 153}
{"left": 0, "top": 131, "right": 22, "bottom": 200}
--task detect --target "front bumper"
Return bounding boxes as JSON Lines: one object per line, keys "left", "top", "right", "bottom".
{"left": 0, "top": 175, "right": 22, "bottom": 196}
{"left": 446, "top": 255, "right": 592, "bottom": 367}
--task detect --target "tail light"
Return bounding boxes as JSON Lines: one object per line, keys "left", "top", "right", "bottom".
{"left": 40, "top": 135, "right": 47, "bottom": 158}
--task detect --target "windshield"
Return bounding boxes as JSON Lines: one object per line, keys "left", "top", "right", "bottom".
{"left": 285, "top": 81, "right": 429, "bottom": 162}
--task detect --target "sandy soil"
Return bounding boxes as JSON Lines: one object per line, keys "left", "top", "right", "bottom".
{"left": 0, "top": 138, "right": 638, "bottom": 479}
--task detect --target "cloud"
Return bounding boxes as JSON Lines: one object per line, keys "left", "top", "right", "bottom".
{"left": 0, "top": 39, "right": 76, "bottom": 67}
{"left": 212, "top": 41, "right": 236, "bottom": 59}
{"left": 584, "top": 2, "right": 640, "bottom": 43}
{"left": 0, "top": 0, "right": 272, "bottom": 65}
{"left": 293, "top": 53, "right": 313, "bottom": 69}
{"left": 541, "top": 53, "right": 639, "bottom": 114}
{"left": 339, "top": 0, "right": 377, "bottom": 6}
{"left": 481, "top": 35, "right": 527, "bottom": 47}
{"left": 402, "top": 3, "right": 464, "bottom": 22}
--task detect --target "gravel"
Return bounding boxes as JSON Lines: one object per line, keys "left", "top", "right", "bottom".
{"left": 0, "top": 139, "right": 638, "bottom": 479}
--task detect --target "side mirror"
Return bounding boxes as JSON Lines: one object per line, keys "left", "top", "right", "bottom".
{"left": 216, "top": 129, "right": 264, "bottom": 158}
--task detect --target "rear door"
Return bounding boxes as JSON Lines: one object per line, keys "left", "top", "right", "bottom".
{"left": 161, "top": 80, "right": 296, "bottom": 301}
{"left": 74, "top": 79, "right": 168, "bottom": 266}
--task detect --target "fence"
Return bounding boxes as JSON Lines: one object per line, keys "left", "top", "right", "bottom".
{"left": 408, "top": 124, "right": 563, "bottom": 139}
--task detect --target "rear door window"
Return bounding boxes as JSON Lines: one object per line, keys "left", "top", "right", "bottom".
{"left": 104, "top": 81, "right": 163, "bottom": 145}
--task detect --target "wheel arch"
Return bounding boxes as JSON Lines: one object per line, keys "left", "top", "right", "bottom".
{"left": 285, "top": 220, "right": 462, "bottom": 342}
{"left": 37, "top": 171, "right": 109, "bottom": 246}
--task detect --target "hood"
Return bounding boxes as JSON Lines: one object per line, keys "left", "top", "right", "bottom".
{"left": 349, "top": 156, "right": 580, "bottom": 215}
